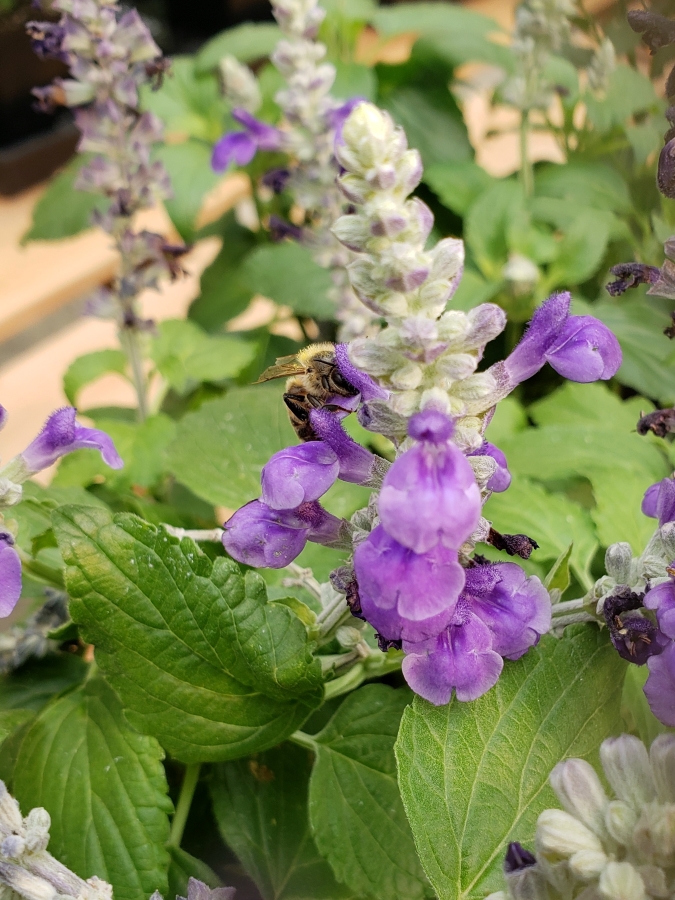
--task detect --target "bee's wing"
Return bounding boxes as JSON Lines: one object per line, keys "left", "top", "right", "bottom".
{"left": 253, "top": 361, "right": 304, "bottom": 383}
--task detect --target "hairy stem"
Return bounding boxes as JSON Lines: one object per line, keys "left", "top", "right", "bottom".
{"left": 551, "top": 598, "right": 586, "bottom": 615}
{"left": 119, "top": 327, "right": 149, "bottom": 422}
{"left": 519, "top": 110, "right": 534, "bottom": 198}
{"left": 168, "top": 763, "right": 201, "bottom": 849}
{"left": 162, "top": 526, "right": 224, "bottom": 542}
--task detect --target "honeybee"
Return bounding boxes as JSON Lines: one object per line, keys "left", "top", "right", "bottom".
{"left": 255, "top": 342, "right": 359, "bottom": 441}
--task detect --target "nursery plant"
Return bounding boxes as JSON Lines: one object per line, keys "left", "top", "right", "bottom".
{"left": 2, "top": 1, "right": 675, "bottom": 900}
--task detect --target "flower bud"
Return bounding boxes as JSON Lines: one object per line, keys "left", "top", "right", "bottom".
{"left": 395, "top": 149, "right": 422, "bottom": 193}
{"left": 660, "top": 521, "right": 675, "bottom": 559}
{"left": 390, "top": 362, "right": 423, "bottom": 391}
{"left": 600, "top": 735, "right": 656, "bottom": 809}
{"left": 467, "top": 454, "right": 497, "bottom": 490}
{"left": 24, "top": 808, "right": 50, "bottom": 853}
{"left": 336, "top": 625, "right": 363, "bottom": 649}
{"left": 0, "top": 479, "right": 22, "bottom": 508}
{"left": 430, "top": 238, "right": 464, "bottom": 281}
{"left": 633, "top": 802, "right": 675, "bottom": 868}
{"left": 605, "top": 542, "right": 633, "bottom": 584}
{"left": 637, "top": 865, "right": 668, "bottom": 897}
{"left": 464, "top": 304, "right": 507, "bottom": 349}
{"left": 649, "top": 735, "right": 675, "bottom": 803}
{"left": 357, "top": 400, "right": 408, "bottom": 443}
{"left": 218, "top": 55, "right": 261, "bottom": 112}
{"left": 568, "top": 848, "right": 608, "bottom": 879}
{"left": 598, "top": 861, "right": 646, "bottom": 900}
{"left": 549, "top": 758, "right": 609, "bottom": 837}
{"left": 605, "top": 799, "right": 637, "bottom": 844}
{"left": 536, "top": 809, "right": 604, "bottom": 857}
{"left": 435, "top": 352, "right": 478, "bottom": 383}
{"left": 332, "top": 214, "right": 372, "bottom": 252}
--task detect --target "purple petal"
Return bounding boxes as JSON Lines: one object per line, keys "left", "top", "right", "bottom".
{"left": 504, "top": 292, "right": 572, "bottom": 384}
{"left": 212, "top": 132, "right": 258, "bottom": 172}
{"left": 378, "top": 441, "right": 481, "bottom": 554}
{"left": 0, "top": 406, "right": 7, "bottom": 433}
{"left": 231, "top": 109, "right": 283, "bottom": 151}
{"left": 545, "top": 316, "right": 622, "bottom": 382}
{"left": 408, "top": 409, "right": 454, "bottom": 444}
{"left": 644, "top": 579, "right": 675, "bottom": 641}
{"left": 645, "top": 643, "right": 675, "bottom": 727}
{"left": 641, "top": 477, "right": 675, "bottom": 527}
{"left": 0, "top": 534, "right": 21, "bottom": 618}
{"left": 20, "top": 407, "right": 123, "bottom": 474}
{"left": 464, "top": 562, "right": 551, "bottom": 659}
{"left": 261, "top": 443, "right": 339, "bottom": 510}
{"left": 309, "top": 410, "right": 379, "bottom": 485}
{"left": 468, "top": 441, "right": 511, "bottom": 493}
{"left": 222, "top": 500, "right": 309, "bottom": 568}
{"left": 296, "top": 501, "right": 347, "bottom": 546}
{"left": 402, "top": 614, "right": 503, "bottom": 705}
{"left": 353, "top": 525, "right": 464, "bottom": 642}
{"left": 334, "top": 344, "right": 389, "bottom": 401}
{"left": 642, "top": 482, "right": 661, "bottom": 519}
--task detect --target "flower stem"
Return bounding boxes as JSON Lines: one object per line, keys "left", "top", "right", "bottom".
{"left": 168, "top": 763, "right": 200, "bottom": 849}
{"left": 520, "top": 110, "right": 534, "bottom": 198}
{"left": 551, "top": 612, "right": 596, "bottom": 629}
{"left": 551, "top": 598, "right": 586, "bottom": 615}
{"left": 289, "top": 730, "right": 318, "bottom": 751}
{"left": 119, "top": 327, "right": 148, "bottom": 422}
{"left": 162, "top": 526, "right": 224, "bottom": 542}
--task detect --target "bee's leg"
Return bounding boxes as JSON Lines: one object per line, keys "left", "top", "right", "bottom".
{"left": 283, "top": 394, "right": 310, "bottom": 421}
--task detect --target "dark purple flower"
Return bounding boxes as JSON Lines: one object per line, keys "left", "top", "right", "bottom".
{"left": 644, "top": 576, "right": 675, "bottom": 640}
{"left": 658, "top": 138, "right": 675, "bottom": 201}
{"left": 222, "top": 499, "right": 345, "bottom": 568}
{"left": 308, "top": 409, "right": 388, "bottom": 486}
{"left": 212, "top": 109, "right": 284, "bottom": 173}
{"left": 260, "top": 443, "right": 339, "bottom": 510}
{"left": 353, "top": 525, "right": 465, "bottom": 643}
{"left": 378, "top": 409, "right": 481, "bottom": 554}
{"left": 468, "top": 441, "right": 511, "bottom": 493}
{"left": 269, "top": 215, "right": 304, "bottom": 243}
{"left": 606, "top": 262, "right": 661, "bottom": 297}
{"left": 503, "top": 292, "right": 621, "bottom": 385}
{"left": 505, "top": 843, "right": 537, "bottom": 874}
{"left": 0, "top": 533, "right": 21, "bottom": 619}
{"left": 603, "top": 588, "right": 667, "bottom": 665}
{"left": 25, "top": 21, "right": 67, "bottom": 60}
{"left": 261, "top": 167, "right": 291, "bottom": 194}
{"left": 642, "top": 477, "right": 675, "bottom": 526}
{"left": 20, "top": 407, "right": 123, "bottom": 474}
{"left": 334, "top": 344, "right": 389, "bottom": 402}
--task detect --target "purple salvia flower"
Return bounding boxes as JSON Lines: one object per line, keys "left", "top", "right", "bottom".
{"left": 212, "top": 109, "right": 284, "bottom": 173}
{"left": 644, "top": 644, "right": 675, "bottom": 727}
{"left": 308, "top": 409, "right": 388, "bottom": 486}
{"left": 642, "top": 477, "right": 675, "bottom": 526}
{"left": 603, "top": 588, "right": 668, "bottom": 665}
{"left": 353, "top": 524, "right": 465, "bottom": 643}
{"left": 20, "top": 407, "right": 123, "bottom": 474}
{"left": 25, "top": 21, "right": 67, "bottom": 60}
{"left": 378, "top": 409, "right": 481, "bottom": 554}
{"left": 269, "top": 215, "right": 304, "bottom": 243}
{"left": 261, "top": 168, "right": 291, "bottom": 194}
{"left": 261, "top": 443, "right": 339, "bottom": 510}
{"left": 468, "top": 441, "right": 511, "bottom": 493}
{"left": 334, "top": 344, "right": 389, "bottom": 402}
{"left": 0, "top": 533, "right": 22, "bottom": 618}
{"left": 0, "top": 406, "right": 7, "bottom": 432}
{"left": 222, "top": 499, "right": 346, "bottom": 569}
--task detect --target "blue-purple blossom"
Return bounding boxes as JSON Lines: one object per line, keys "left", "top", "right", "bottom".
{"left": 261, "top": 443, "right": 339, "bottom": 510}
{"left": 222, "top": 499, "right": 345, "bottom": 568}
{"left": 378, "top": 409, "right": 481, "bottom": 554}
{"left": 642, "top": 476, "right": 675, "bottom": 526}
{"left": 20, "top": 407, "right": 123, "bottom": 475}
{"left": 469, "top": 441, "right": 511, "bottom": 493}
{"left": 309, "top": 409, "right": 387, "bottom": 486}
{"left": 401, "top": 562, "right": 550, "bottom": 705}
{"left": 212, "top": 109, "right": 284, "bottom": 173}
{"left": 334, "top": 344, "right": 389, "bottom": 402}
{"left": 353, "top": 524, "right": 465, "bottom": 643}
{"left": 0, "top": 533, "right": 21, "bottom": 619}
{"left": 503, "top": 292, "right": 622, "bottom": 385}
{"left": 643, "top": 574, "right": 675, "bottom": 725}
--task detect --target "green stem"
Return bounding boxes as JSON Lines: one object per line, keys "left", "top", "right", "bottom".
{"left": 119, "top": 327, "right": 148, "bottom": 422}
{"left": 168, "top": 763, "right": 200, "bottom": 849}
{"left": 519, "top": 110, "right": 534, "bottom": 198}
{"left": 289, "top": 730, "right": 318, "bottom": 751}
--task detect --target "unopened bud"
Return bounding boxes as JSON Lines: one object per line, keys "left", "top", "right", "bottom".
{"left": 0, "top": 479, "right": 22, "bottom": 508}
{"left": 357, "top": 400, "right": 408, "bottom": 443}
{"left": 218, "top": 55, "right": 261, "bottom": 112}
{"left": 600, "top": 735, "right": 656, "bottom": 809}
{"left": 549, "top": 758, "right": 609, "bottom": 837}
{"left": 569, "top": 848, "right": 608, "bottom": 879}
{"left": 536, "top": 809, "right": 604, "bottom": 857}
{"left": 390, "top": 362, "right": 423, "bottom": 391}
{"left": 649, "top": 735, "right": 675, "bottom": 803}
{"left": 24, "top": 808, "right": 50, "bottom": 853}
{"left": 637, "top": 865, "right": 667, "bottom": 897}
{"left": 633, "top": 802, "right": 675, "bottom": 867}
{"left": 605, "top": 542, "right": 633, "bottom": 584}
{"left": 660, "top": 522, "right": 675, "bottom": 559}
{"left": 605, "top": 799, "right": 637, "bottom": 844}
{"left": 336, "top": 625, "right": 363, "bottom": 649}
{"left": 598, "top": 861, "right": 646, "bottom": 900}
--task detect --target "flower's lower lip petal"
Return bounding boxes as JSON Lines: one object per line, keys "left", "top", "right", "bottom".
{"left": 0, "top": 540, "right": 22, "bottom": 618}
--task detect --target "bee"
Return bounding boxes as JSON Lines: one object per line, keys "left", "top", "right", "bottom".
{"left": 254, "top": 342, "right": 359, "bottom": 441}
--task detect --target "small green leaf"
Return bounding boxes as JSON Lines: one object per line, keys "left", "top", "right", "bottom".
{"left": 151, "top": 319, "right": 257, "bottom": 395}
{"left": 63, "top": 350, "right": 128, "bottom": 406}
{"left": 544, "top": 544, "right": 573, "bottom": 596}
{"left": 464, "top": 180, "right": 524, "bottom": 280}
{"left": 196, "top": 22, "right": 282, "bottom": 72}
{"left": 543, "top": 211, "right": 610, "bottom": 289}
{"left": 621, "top": 665, "right": 671, "bottom": 746}
{"left": 243, "top": 244, "right": 336, "bottom": 320}
{"left": 309, "top": 685, "right": 427, "bottom": 900}
{"left": 585, "top": 64, "right": 661, "bottom": 132}
{"left": 211, "top": 743, "right": 359, "bottom": 900}
{"left": 141, "top": 57, "right": 228, "bottom": 142}
{"left": 22, "top": 156, "right": 109, "bottom": 243}
{"left": 13, "top": 677, "right": 172, "bottom": 900}
{"left": 424, "top": 162, "right": 495, "bottom": 216}
{"left": 155, "top": 141, "right": 220, "bottom": 241}
{"left": 167, "top": 385, "right": 297, "bottom": 509}
{"left": 535, "top": 162, "right": 632, "bottom": 213}
{"left": 53, "top": 506, "right": 321, "bottom": 762}
{"left": 395, "top": 627, "right": 626, "bottom": 899}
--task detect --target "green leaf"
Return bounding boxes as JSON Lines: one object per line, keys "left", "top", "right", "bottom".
{"left": 53, "top": 506, "right": 321, "bottom": 762}
{"left": 484, "top": 396, "right": 528, "bottom": 445}
{"left": 63, "top": 350, "right": 128, "bottom": 406}
{"left": 13, "top": 677, "right": 172, "bottom": 900}
{"left": 167, "top": 385, "right": 297, "bottom": 509}
{"left": 424, "top": 162, "right": 494, "bottom": 216}
{"left": 0, "top": 710, "right": 34, "bottom": 746}
{"left": 333, "top": 61, "right": 376, "bottom": 102}
{"left": 151, "top": 319, "right": 257, "bottom": 395}
{"left": 585, "top": 64, "right": 661, "bottom": 132}
{"left": 10, "top": 482, "right": 108, "bottom": 554}
{"left": 196, "top": 22, "right": 282, "bottom": 72}
{"left": 155, "top": 141, "right": 220, "bottom": 241}
{"left": 621, "top": 665, "right": 671, "bottom": 746}
{"left": 528, "top": 380, "right": 650, "bottom": 433}
{"left": 0, "top": 656, "right": 88, "bottom": 713}
{"left": 242, "top": 244, "right": 335, "bottom": 320}
{"left": 22, "top": 156, "right": 109, "bottom": 243}
{"left": 543, "top": 211, "right": 610, "bottom": 289}
{"left": 211, "top": 743, "right": 359, "bottom": 900}
{"left": 395, "top": 626, "right": 626, "bottom": 900}
{"left": 544, "top": 544, "right": 573, "bottom": 595}
{"left": 483, "top": 478, "right": 598, "bottom": 589}
{"left": 464, "top": 180, "right": 523, "bottom": 280}
{"left": 535, "top": 162, "right": 632, "bottom": 213}
{"left": 168, "top": 847, "right": 221, "bottom": 900}
{"left": 309, "top": 685, "right": 427, "bottom": 900}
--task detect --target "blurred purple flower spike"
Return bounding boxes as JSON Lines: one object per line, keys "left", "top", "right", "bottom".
{"left": 0, "top": 533, "right": 21, "bottom": 619}
{"left": 0, "top": 406, "right": 7, "bottom": 432}
{"left": 20, "top": 407, "right": 124, "bottom": 474}
{"left": 212, "top": 109, "right": 284, "bottom": 173}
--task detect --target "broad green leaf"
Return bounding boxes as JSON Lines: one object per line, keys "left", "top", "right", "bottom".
{"left": 626, "top": 119, "right": 664, "bottom": 165}
{"left": 447, "top": 269, "right": 501, "bottom": 312}
{"left": 309, "top": 685, "right": 427, "bottom": 900}
{"left": 63, "top": 350, "right": 128, "bottom": 405}
{"left": 54, "top": 506, "right": 321, "bottom": 762}
{"left": 333, "top": 61, "right": 376, "bottom": 102}
{"left": 464, "top": 180, "right": 523, "bottom": 280}
{"left": 585, "top": 64, "right": 661, "bottom": 132}
{"left": 484, "top": 478, "right": 598, "bottom": 589}
{"left": 483, "top": 396, "right": 527, "bottom": 445}
{"left": 0, "top": 710, "right": 33, "bottom": 745}
{"left": 10, "top": 482, "right": 107, "bottom": 554}
{"left": 22, "top": 156, "right": 109, "bottom": 243}
{"left": 0, "top": 656, "right": 87, "bottom": 713}
{"left": 243, "top": 244, "right": 335, "bottom": 320}
{"left": 424, "top": 162, "right": 494, "bottom": 216}
{"left": 151, "top": 319, "right": 256, "bottom": 395}
{"left": 167, "top": 385, "right": 297, "bottom": 509}
{"left": 168, "top": 847, "right": 221, "bottom": 900}
{"left": 196, "top": 22, "right": 282, "bottom": 72}
{"left": 13, "top": 677, "right": 172, "bottom": 900}
{"left": 395, "top": 626, "right": 626, "bottom": 899}
{"left": 543, "top": 211, "right": 610, "bottom": 289}
{"left": 140, "top": 57, "right": 227, "bottom": 143}
{"left": 535, "top": 162, "right": 632, "bottom": 213}
{"left": 529, "top": 381, "right": 651, "bottom": 433}
{"left": 155, "top": 141, "right": 220, "bottom": 241}
{"left": 211, "top": 743, "right": 359, "bottom": 900}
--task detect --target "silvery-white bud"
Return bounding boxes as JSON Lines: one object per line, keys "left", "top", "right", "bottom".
{"left": 568, "top": 848, "right": 608, "bottom": 879}
{"left": 464, "top": 304, "right": 507, "bottom": 349}
{"left": 338, "top": 173, "right": 369, "bottom": 205}
{"left": 437, "top": 310, "right": 471, "bottom": 342}
{"left": 0, "top": 863, "right": 56, "bottom": 900}
{"left": 419, "top": 387, "right": 452, "bottom": 416}
{"left": 0, "top": 478, "right": 23, "bottom": 508}
{"left": 0, "top": 783, "right": 24, "bottom": 835}
{"left": 451, "top": 372, "right": 495, "bottom": 402}
{"left": 598, "top": 861, "right": 645, "bottom": 900}
{"left": 659, "top": 521, "right": 675, "bottom": 559}
{"left": 1, "top": 835, "right": 25, "bottom": 858}
{"left": 649, "top": 735, "right": 675, "bottom": 803}
{"left": 339, "top": 103, "right": 395, "bottom": 171}
{"left": 505, "top": 866, "right": 550, "bottom": 900}
{"left": 394, "top": 149, "right": 422, "bottom": 194}
{"left": 357, "top": 400, "right": 408, "bottom": 443}
{"left": 430, "top": 237, "right": 464, "bottom": 281}
{"left": 637, "top": 865, "right": 668, "bottom": 898}
{"left": 468, "top": 455, "right": 497, "bottom": 490}
{"left": 600, "top": 736, "right": 656, "bottom": 810}
{"left": 218, "top": 55, "right": 261, "bottom": 112}
{"left": 452, "top": 417, "right": 483, "bottom": 451}
{"left": 549, "top": 758, "right": 609, "bottom": 838}
{"left": 605, "top": 543, "right": 633, "bottom": 585}
{"left": 390, "top": 362, "right": 423, "bottom": 391}
{"left": 632, "top": 801, "right": 675, "bottom": 868}
{"left": 24, "top": 809, "right": 50, "bottom": 853}
{"left": 536, "top": 809, "right": 604, "bottom": 857}
{"left": 332, "top": 214, "right": 371, "bottom": 252}
{"left": 336, "top": 626, "right": 363, "bottom": 649}
{"left": 435, "top": 352, "right": 478, "bottom": 383}
{"left": 605, "top": 799, "right": 637, "bottom": 844}
{"left": 349, "top": 338, "right": 400, "bottom": 376}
